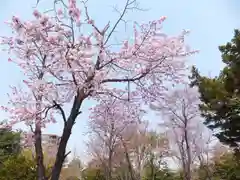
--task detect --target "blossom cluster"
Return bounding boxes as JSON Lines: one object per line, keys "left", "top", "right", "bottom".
{"left": 1, "top": 0, "right": 195, "bottom": 131}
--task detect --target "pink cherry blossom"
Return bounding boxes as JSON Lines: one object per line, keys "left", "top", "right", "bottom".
{"left": 0, "top": 0, "right": 196, "bottom": 179}
{"left": 57, "top": 9, "right": 63, "bottom": 16}
{"left": 33, "top": 9, "right": 41, "bottom": 18}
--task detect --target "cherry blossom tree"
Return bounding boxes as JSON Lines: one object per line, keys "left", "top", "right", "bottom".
{"left": 123, "top": 121, "right": 150, "bottom": 180}
{"left": 191, "top": 127, "right": 216, "bottom": 180}
{"left": 120, "top": 121, "right": 170, "bottom": 180}
{"left": 150, "top": 87, "right": 212, "bottom": 180}
{"left": 1, "top": 0, "right": 195, "bottom": 179}
{"left": 87, "top": 98, "right": 142, "bottom": 180}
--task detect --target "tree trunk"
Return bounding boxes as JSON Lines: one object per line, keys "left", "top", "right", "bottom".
{"left": 184, "top": 122, "right": 191, "bottom": 180}
{"left": 35, "top": 124, "right": 46, "bottom": 180}
{"left": 198, "top": 156, "right": 212, "bottom": 180}
{"left": 121, "top": 139, "right": 135, "bottom": 180}
{"left": 147, "top": 153, "right": 155, "bottom": 180}
{"left": 107, "top": 121, "right": 114, "bottom": 180}
{"left": 107, "top": 152, "right": 112, "bottom": 180}
{"left": 136, "top": 152, "right": 142, "bottom": 180}
{"left": 35, "top": 67, "right": 46, "bottom": 180}
{"left": 50, "top": 91, "right": 85, "bottom": 180}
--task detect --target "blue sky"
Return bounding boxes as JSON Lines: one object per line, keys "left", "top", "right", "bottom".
{"left": 0, "top": 0, "right": 239, "bottom": 161}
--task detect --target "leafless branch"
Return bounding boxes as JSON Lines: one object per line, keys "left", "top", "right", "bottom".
{"left": 53, "top": 100, "right": 67, "bottom": 125}
{"left": 42, "top": 104, "right": 58, "bottom": 119}
{"left": 29, "top": 125, "right": 34, "bottom": 133}
{"left": 82, "top": 1, "right": 103, "bottom": 35}
{"left": 105, "top": 0, "right": 148, "bottom": 45}
{"left": 101, "top": 56, "right": 166, "bottom": 84}
{"left": 104, "top": 0, "right": 130, "bottom": 45}
{"left": 64, "top": 151, "right": 71, "bottom": 159}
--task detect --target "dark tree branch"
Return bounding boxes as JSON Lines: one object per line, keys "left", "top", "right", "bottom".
{"left": 101, "top": 55, "right": 166, "bottom": 83}
{"left": 64, "top": 151, "right": 71, "bottom": 159}
{"left": 51, "top": 89, "right": 87, "bottom": 180}
{"left": 43, "top": 104, "right": 57, "bottom": 119}
{"left": 53, "top": 100, "right": 67, "bottom": 125}
{"left": 101, "top": 70, "right": 148, "bottom": 83}
{"left": 29, "top": 125, "right": 34, "bottom": 133}
{"left": 96, "top": 91, "right": 129, "bottom": 101}
{"left": 104, "top": 0, "right": 131, "bottom": 45}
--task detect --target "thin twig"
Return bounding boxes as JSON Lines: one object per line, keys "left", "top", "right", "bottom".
{"left": 104, "top": 0, "right": 131, "bottom": 45}
{"left": 64, "top": 151, "right": 71, "bottom": 159}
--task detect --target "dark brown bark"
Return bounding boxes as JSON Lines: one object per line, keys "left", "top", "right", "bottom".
{"left": 50, "top": 90, "right": 86, "bottom": 180}
{"left": 35, "top": 68, "right": 47, "bottom": 180}
{"left": 35, "top": 124, "right": 46, "bottom": 180}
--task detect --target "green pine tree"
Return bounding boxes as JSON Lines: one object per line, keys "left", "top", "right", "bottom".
{"left": 190, "top": 29, "right": 240, "bottom": 151}
{"left": 0, "top": 122, "right": 21, "bottom": 164}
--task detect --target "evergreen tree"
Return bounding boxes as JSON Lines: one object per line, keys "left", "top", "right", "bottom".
{"left": 0, "top": 122, "right": 21, "bottom": 164}
{"left": 190, "top": 29, "right": 240, "bottom": 151}
{"left": 0, "top": 155, "right": 37, "bottom": 180}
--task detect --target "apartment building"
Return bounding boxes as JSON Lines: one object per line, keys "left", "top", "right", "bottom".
{"left": 42, "top": 134, "right": 61, "bottom": 146}
{"left": 21, "top": 132, "right": 61, "bottom": 157}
